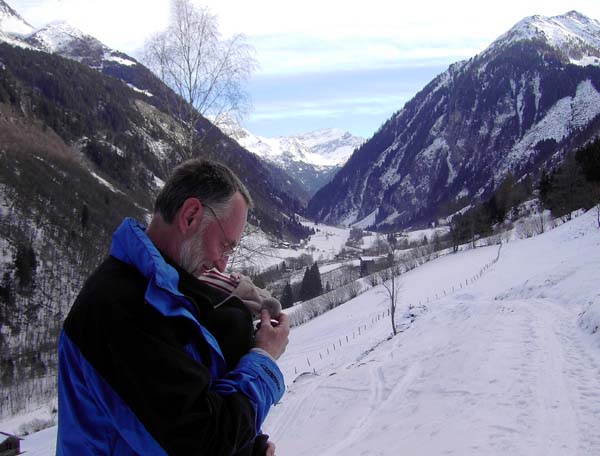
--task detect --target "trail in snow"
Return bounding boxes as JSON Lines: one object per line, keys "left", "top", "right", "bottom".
{"left": 263, "top": 210, "right": 600, "bottom": 455}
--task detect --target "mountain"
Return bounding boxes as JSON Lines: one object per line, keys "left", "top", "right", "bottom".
{"left": 24, "top": 21, "right": 138, "bottom": 69}
{"left": 0, "top": 2, "right": 313, "bottom": 418}
{"left": 307, "top": 11, "right": 600, "bottom": 230}
{"left": 1, "top": 17, "right": 168, "bottom": 100}
{"left": 219, "top": 119, "right": 364, "bottom": 196}
{"left": 0, "top": 8, "right": 311, "bottom": 238}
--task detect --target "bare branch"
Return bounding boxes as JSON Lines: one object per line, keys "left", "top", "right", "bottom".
{"left": 142, "top": 0, "right": 257, "bottom": 163}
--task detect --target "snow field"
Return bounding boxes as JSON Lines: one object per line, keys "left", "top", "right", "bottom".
{"left": 8, "top": 210, "right": 600, "bottom": 455}
{"left": 263, "top": 210, "right": 600, "bottom": 455}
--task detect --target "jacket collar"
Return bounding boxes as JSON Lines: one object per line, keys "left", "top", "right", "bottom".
{"left": 109, "top": 218, "right": 196, "bottom": 320}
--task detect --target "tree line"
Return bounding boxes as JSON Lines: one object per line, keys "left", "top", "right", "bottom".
{"left": 539, "top": 139, "right": 600, "bottom": 225}
{"left": 448, "top": 138, "right": 600, "bottom": 247}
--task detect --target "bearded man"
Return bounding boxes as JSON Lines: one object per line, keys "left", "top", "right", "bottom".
{"left": 57, "top": 159, "right": 289, "bottom": 456}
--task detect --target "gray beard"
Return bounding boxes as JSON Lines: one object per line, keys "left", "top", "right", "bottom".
{"left": 179, "top": 223, "right": 209, "bottom": 276}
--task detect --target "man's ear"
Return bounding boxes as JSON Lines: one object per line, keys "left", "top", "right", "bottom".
{"left": 176, "top": 198, "right": 203, "bottom": 234}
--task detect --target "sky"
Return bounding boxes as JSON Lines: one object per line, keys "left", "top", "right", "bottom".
{"left": 7, "top": 0, "right": 600, "bottom": 138}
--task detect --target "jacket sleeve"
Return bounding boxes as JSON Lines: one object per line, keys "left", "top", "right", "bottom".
{"left": 214, "top": 351, "right": 285, "bottom": 429}
{"left": 61, "top": 276, "right": 281, "bottom": 456}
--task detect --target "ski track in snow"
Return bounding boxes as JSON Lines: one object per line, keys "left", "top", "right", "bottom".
{"left": 269, "top": 296, "right": 600, "bottom": 455}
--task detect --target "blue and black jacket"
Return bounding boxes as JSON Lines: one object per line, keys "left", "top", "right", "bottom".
{"left": 57, "top": 218, "right": 284, "bottom": 455}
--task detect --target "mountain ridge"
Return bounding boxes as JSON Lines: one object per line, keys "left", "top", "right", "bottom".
{"left": 217, "top": 118, "right": 364, "bottom": 195}
{"left": 306, "top": 11, "right": 600, "bottom": 230}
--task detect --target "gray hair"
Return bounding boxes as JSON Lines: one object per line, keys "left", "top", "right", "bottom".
{"left": 154, "top": 159, "right": 253, "bottom": 223}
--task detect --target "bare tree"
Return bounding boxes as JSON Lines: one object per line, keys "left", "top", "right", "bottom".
{"left": 227, "top": 224, "right": 276, "bottom": 271}
{"left": 143, "top": 0, "right": 256, "bottom": 161}
{"left": 379, "top": 265, "right": 402, "bottom": 336}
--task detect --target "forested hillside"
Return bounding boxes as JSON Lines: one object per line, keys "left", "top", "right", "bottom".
{"left": 0, "top": 41, "right": 309, "bottom": 417}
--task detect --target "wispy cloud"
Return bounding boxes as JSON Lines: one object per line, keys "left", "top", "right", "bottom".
{"left": 251, "top": 95, "right": 409, "bottom": 122}
{"left": 251, "top": 34, "right": 484, "bottom": 75}
{"left": 10, "top": 0, "right": 600, "bottom": 137}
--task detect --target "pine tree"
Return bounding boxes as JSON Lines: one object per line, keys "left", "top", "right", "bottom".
{"left": 299, "top": 266, "right": 311, "bottom": 301}
{"left": 281, "top": 282, "right": 293, "bottom": 309}
{"left": 299, "top": 263, "right": 323, "bottom": 301}
{"left": 310, "top": 262, "right": 323, "bottom": 297}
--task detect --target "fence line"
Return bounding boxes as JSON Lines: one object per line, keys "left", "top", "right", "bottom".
{"left": 287, "top": 243, "right": 503, "bottom": 380}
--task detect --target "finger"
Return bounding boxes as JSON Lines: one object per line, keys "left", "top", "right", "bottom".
{"left": 260, "top": 308, "right": 272, "bottom": 325}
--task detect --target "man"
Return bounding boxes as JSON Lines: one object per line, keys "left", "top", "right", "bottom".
{"left": 57, "top": 159, "right": 289, "bottom": 455}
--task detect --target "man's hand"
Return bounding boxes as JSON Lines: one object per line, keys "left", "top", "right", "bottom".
{"left": 254, "top": 309, "right": 289, "bottom": 360}
{"left": 265, "top": 440, "right": 276, "bottom": 456}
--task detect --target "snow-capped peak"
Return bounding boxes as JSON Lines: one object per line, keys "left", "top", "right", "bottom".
{"left": 0, "top": 0, "right": 34, "bottom": 36}
{"left": 211, "top": 115, "right": 364, "bottom": 195}
{"left": 293, "top": 128, "right": 364, "bottom": 164}
{"left": 28, "top": 21, "right": 95, "bottom": 53}
{"left": 488, "top": 11, "right": 600, "bottom": 66}
{"left": 214, "top": 116, "right": 363, "bottom": 168}
{"left": 24, "top": 21, "right": 137, "bottom": 68}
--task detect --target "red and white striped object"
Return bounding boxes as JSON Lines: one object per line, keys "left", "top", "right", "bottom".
{"left": 196, "top": 269, "right": 240, "bottom": 294}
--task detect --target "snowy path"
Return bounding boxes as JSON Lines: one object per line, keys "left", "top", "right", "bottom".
{"left": 264, "top": 212, "right": 600, "bottom": 455}
{"left": 266, "top": 296, "right": 600, "bottom": 455}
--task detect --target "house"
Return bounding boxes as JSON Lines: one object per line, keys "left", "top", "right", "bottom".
{"left": 0, "top": 432, "right": 23, "bottom": 456}
{"left": 359, "top": 256, "right": 378, "bottom": 277}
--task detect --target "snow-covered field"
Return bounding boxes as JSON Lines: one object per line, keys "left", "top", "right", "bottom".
{"left": 232, "top": 220, "right": 352, "bottom": 271}
{"left": 263, "top": 209, "right": 600, "bottom": 455}
{"left": 5, "top": 210, "right": 600, "bottom": 455}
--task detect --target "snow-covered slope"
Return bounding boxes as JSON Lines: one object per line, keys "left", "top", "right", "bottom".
{"left": 293, "top": 129, "right": 364, "bottom": 166}
{"left": 220, "top": 116, "right": 363, "bottom": 168}
{"left": 490, "top": 10, "right": 600, "bottom": 66}
{"left": 24, "top": 21, "right": 137, "bottom": 68}
{"left": 10, "top": 210, "right": 600, "bottom": 455}
{"left": 0, "top": 3, "right": 139, "bottom": 72}
{"left": 0, "top": 0, "right": 34, "bottom": 48}
{"left": 264, "top": 209, "right": 600, "bottom": 455}
{"left": 0, "top": 0, "right": 33, "bottom": 36}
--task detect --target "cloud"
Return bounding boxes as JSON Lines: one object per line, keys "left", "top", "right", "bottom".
{"left": 252, "top": 34, "right": 484, "bottom": 75}
{"left": 250, "top": 94, "right": 410, "bottom": 122}
{"left": 204, "top": 0, "right": 600, "bottom": 75}
{"left": 10, "top": 0, "right": 600, "bottom": 137}
{"left": 11, "top": 0, "right": 600, "bottom": 72}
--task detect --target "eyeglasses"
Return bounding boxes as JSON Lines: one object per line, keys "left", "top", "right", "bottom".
{"left": 202, "top": 204, "right": 238, "bottom": 258}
